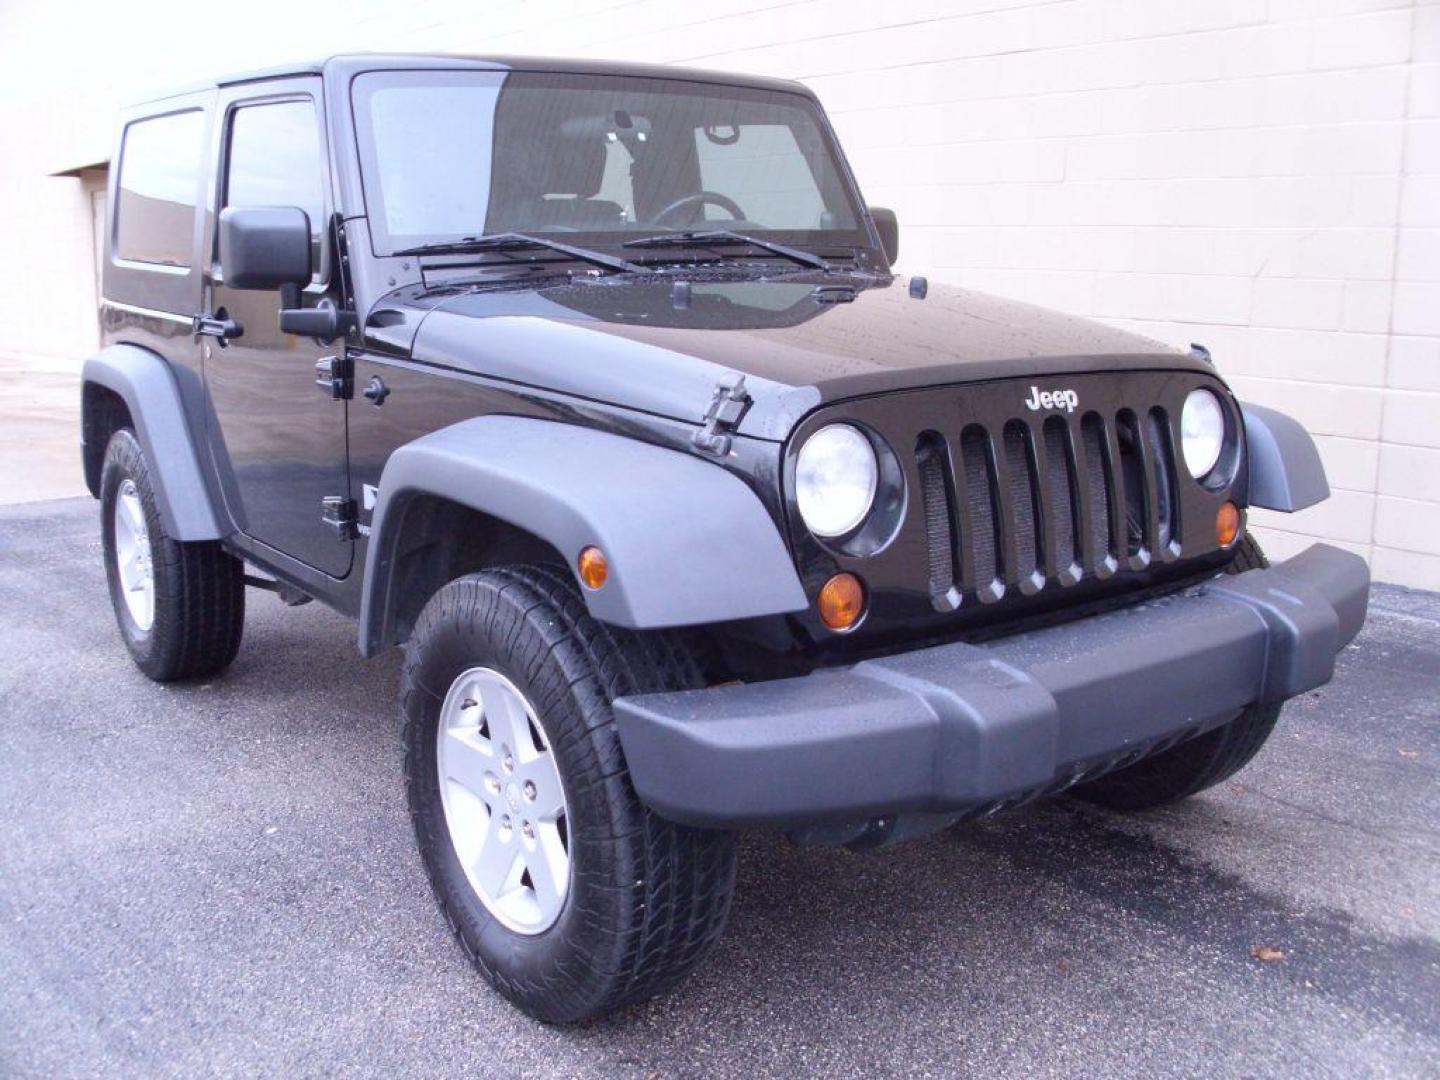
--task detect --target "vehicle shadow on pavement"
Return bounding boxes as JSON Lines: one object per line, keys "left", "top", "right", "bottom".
{"left": 562, "top": 798, "right": 1438, "bottom": 1070}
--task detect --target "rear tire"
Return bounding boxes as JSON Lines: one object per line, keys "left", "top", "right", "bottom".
{"left": 1072, "top": 534, "right": 1280, "bottom": 811}
{"left": 402, "top": 565, "right": 737, "bottom": 1023}
{"left": 100, "top": 429, "right": 245, "bottom": 681}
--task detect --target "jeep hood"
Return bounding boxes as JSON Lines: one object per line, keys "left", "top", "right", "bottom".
{"left": 395, "top": 274, "right": 1202, "bottom": 442}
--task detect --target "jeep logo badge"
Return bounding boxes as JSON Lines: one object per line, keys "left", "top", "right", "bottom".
{"left": 1024, "top": 385, "right": 1079, "bottom": 413}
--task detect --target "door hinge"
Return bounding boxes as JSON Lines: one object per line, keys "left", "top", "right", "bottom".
{"left": 692, "top": 374, "right": 751, "bottom": 457}
{"left": 320, "top": 495, "right": 358, "bottom": 540}
{"left": 315, "top": 354, "right": 354, "bottom": 399}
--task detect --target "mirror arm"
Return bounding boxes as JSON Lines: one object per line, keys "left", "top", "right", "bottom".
{"left": 278, "top": 290, "right": 356, "bottom": 345}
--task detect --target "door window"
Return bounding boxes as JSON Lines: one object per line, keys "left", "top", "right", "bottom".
{"left": 223, "top": 101, "right": 327, "bottom": 280}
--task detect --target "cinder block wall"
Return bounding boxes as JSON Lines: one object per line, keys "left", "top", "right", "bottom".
{"left": 0, "top": 0, "right": 1435, "bottom": 585}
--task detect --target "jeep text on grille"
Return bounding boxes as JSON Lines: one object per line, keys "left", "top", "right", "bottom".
{"left": 1023, "top": 385, "right": 1079, "bottom": 412}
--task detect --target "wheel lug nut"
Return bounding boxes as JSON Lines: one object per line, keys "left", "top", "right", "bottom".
{"left": 484, "top": 772, "right": 500, "bottom": 794}
{"left": 523, "top": 781, "right": 536, "bottom": 801}
{"left": 522, "top": 821, "right": 534, "bottom": 839}
{"left": 502, "top": 749, "right": 514, "bottom": 772}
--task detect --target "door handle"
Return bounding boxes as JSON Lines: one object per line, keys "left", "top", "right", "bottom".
{"left": 192, "top": 311, "right": 244, "bottom": 344}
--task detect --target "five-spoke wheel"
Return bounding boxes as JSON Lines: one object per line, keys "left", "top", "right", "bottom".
{"left": 436, "top": 667, "right": 571, "bottom": 934}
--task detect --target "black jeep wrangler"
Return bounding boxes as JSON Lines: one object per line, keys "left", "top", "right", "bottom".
{"left": 83, "top": 54, "right": 1369, "bottom": 1022}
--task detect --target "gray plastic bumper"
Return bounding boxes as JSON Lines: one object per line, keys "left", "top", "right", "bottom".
{"left": 612, "top": 544, "right": 1370, "bottom": 828}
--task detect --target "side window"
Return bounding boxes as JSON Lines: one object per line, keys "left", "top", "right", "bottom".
{"left": 224, "top": 101, "right": 326, "bottom": 278}
{"left": 115, "top": 110, "right": 205, "bottom": 267}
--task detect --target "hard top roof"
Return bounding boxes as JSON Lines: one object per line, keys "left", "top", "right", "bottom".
{"left": 132, "top": 53, "right": 812, "bottom": 106}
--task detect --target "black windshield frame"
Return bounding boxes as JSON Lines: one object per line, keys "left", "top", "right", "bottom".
{"left": 350, "top": 68, "right": 874, "bottom": 260}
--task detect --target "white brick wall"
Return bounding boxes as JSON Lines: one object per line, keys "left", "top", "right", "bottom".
{"left": 0, "top": 0, "right": 1435, "bottom": 586}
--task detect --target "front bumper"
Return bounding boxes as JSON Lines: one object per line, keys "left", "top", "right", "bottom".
{"left": 613, "top": 544, "right": 1370, "bottom": 829}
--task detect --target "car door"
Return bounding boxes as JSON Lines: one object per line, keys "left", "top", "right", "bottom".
{"left": 202, "top": 79, "right": 352, "bottom": 578}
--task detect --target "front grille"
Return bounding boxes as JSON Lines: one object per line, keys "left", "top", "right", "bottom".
{"left": 916, "top": 406, "right": 1179, "bottom": 609}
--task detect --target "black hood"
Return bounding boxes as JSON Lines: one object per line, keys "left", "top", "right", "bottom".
{"left": 389, "top": 273, "right": 1203, "bottom": 441}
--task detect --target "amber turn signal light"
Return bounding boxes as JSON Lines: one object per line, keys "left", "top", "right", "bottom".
{"left": 1216, "top": 502, "right": 1240, "bottom": 548}
{"left": 818, "top": 572, "right": 866, "bottom": 631}
{"left": 577, "top": 546, "right": 608, "bottom": 590}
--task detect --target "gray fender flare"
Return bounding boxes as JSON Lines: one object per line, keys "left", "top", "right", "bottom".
{"left": 1241, "top": 402, "right": 1330, "bottom": 513}
{"left": 358, "top": 416, "right": 808, "bottom": 655}
{"left": 82, "top": 345, "right": 223, "bottom": 541}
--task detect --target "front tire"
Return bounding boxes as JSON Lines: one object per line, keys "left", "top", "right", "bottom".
{"left": 402, "top": 566, "right": 737, "bottom": 1023}
{"left": 100, "top": 429, "right": 245, "bottom": 681}
{"left": 1072, "top": 534, "right": 1280, "bottom": 811}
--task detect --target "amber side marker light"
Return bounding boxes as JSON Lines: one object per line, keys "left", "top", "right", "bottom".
{"left": 1217, "top": 502, "right": 1240, "bottom": 548}
{"left": 818, "top": 572, "right": 866, "bottom": 631}
{"left": 577, "top": 546, "right": 609, "bottom": 590}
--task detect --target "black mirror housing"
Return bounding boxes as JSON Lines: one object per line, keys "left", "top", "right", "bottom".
{"left": 219, "top": 206, "right": 312, "bottom": 290}
{"left": 869, "top": 206, "right": 899, "bottom": 267}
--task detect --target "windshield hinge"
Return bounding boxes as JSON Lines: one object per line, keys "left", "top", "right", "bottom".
{"left": 693, "top": 375, "right": 752, "bottom": 457}
{"left": 320, "top": 495, "right": 358, "bottom": 540}
{"left": 314, "top": 354, "right": 354, "bottom": 399}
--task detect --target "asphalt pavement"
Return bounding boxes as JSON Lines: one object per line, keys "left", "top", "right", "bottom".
{"left": 2, "top": 497, "right": 1437, "bottom": 1079}
{"left": 0, "top": 352, "right": 87, "bottom": 506}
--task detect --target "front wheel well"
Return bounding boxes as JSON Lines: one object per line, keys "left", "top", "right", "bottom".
{"left": 380, "top": 495, "right": 570, "bottom": 650}
{"left": 82, "top": 382, "right": 133, "bottom": 498}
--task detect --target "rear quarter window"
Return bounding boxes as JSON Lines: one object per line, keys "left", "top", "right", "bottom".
{"left": 115, "top": 110, "right": 204, "bottom": 267}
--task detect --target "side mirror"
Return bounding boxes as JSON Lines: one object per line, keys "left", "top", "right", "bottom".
{"left": 218, "top": 206, "right": 312, "bottom": 290}
{"left": 869, "top": 206, "right": 899, "bottom": 267}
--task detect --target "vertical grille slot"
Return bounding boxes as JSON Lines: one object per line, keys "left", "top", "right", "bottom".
{"left": 960, "top": 424, "right": 1000, "bottom": 594}
{"left": 1080, "top": 412, "right": 1114, "bottom": 565}
{"left": 1042, "top": 416, "right": 1079, "bottom": 574}
{"left": 1147, "top": 407, "right": 1178, "bottom": 552}
{"left": 916, "top": 432, "right": 959, "bottom": 608}
{"left": 1116, "top": 411, "right": 1148, "bottom": 556}
{"left": 1002, "top": 421, "right": 1041, "bottom": 584}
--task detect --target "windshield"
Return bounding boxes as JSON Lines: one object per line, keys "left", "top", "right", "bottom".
{"left": 352, "top": 69, "right": 867, "bottom": 256}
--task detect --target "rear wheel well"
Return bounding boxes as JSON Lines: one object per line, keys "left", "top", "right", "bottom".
{"left": 82, "top": 382, "right": 132, "bottom": 497}
{"left": 383, "top": 495, "right": 569, "bottom": 649}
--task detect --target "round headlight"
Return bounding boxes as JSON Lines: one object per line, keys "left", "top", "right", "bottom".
{"left": 1181, "top": 388, "right": 1226, "bottom": 479}
{"left": 796, "top": 424, "right": 878, "bottom": 538}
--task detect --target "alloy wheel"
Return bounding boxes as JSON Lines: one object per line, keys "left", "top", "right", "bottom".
{"left": 435, "top": 667, "right": 571, "bottom": 934}
{"left": 113, "top": 478, "right": 155, "bottom": 632}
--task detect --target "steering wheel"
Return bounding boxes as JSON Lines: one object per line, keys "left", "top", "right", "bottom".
{"left": 653, "top": 191, "right": 746, "bottom": 228}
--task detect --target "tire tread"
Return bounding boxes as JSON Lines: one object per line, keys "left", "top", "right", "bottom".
{"left": 101, "top": 429, "right": 244, "bottom": 681}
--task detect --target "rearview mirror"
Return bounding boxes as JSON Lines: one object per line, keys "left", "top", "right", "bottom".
{"left": 869, "top": 207, "right": 899, "bottom": 267}
{"left": 219, "top": 206, "right": 312, "bottom": 290}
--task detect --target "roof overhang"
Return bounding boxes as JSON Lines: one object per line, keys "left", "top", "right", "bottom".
{"left": 50, "top": 157, "right": 109, "bottom": 178}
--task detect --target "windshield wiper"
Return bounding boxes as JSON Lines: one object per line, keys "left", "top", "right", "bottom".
{"left": 395, "top": 232, "right": 650, "bottom": 276}
{"left": 623, "top": 230, "right": 830, "bottom": 270}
